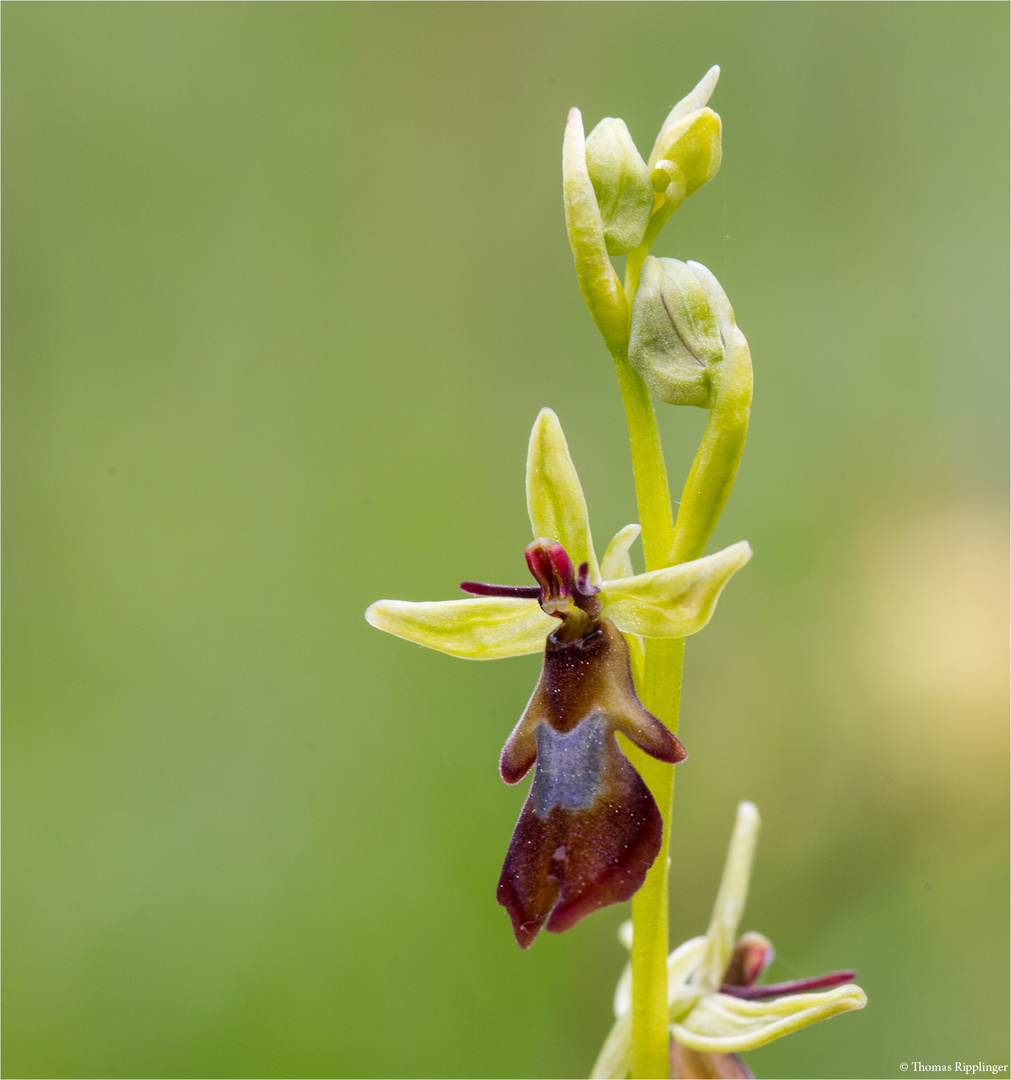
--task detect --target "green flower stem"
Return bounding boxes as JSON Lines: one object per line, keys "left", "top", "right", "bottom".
{"left": 612, "top": 352, "right": 675, "bottom": 568}
{"left": 611, "top": 346, "right": 682, "bottom": 1079}
{"left": 629, "top": 636, "right": 684, "bottom": 1080}
{"left": 623, "top": 199, "right": 685, "bottom": 307}
{"left": 609, "top": 318, "right": 750, "bottom": 1076}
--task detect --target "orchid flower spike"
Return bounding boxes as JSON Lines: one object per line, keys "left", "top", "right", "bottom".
{"left": 591, "top": 802, "right": 868, "bottom": 1079}
{"left": 367, "top": 409, "right": 751, "bottom": 947}
{"left": 562, "top": 67, "right": 723, "bottom": 355}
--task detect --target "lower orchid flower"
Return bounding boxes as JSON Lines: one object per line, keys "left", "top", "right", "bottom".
{"left": 591, "top": 802, "right": 868, "bottom": 1079}
{"left": 367, "top": 408, "right": 751, "bottom": 946}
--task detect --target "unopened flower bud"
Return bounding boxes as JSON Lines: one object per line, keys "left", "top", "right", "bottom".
{"left": 585, "top": 118, "right": 653, "bottom": 256}
{"left": 648, "top": 66, "right": 723, "bottom": 208}
{"left": 628, "top": 256, "right": 724, "bottom": 407}
{"left": 649, "top": 109, "right": 722, "bottom": 206}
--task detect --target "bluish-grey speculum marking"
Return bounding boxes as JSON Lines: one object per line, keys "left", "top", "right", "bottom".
{"left": 531, "top": 713, "right": 609, "bottom": 817}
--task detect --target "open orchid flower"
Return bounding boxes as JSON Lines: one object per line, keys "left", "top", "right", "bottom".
{"left": 366, "top": 408, "right": 751, "bottom": 947}
{"left": 591, "top": 802, "right": 868, "bottom": 1079}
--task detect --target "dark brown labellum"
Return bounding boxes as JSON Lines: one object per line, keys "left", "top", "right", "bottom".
{"left": 497, "top": 617, "right": 686, "bottom": 947}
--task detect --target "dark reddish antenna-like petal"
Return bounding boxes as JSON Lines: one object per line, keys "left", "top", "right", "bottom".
{"left": 721, "top": 970, "right": 857, "bottom": 1000}
{"left": 459, "top": 581, "right": 541, "bottom": 599}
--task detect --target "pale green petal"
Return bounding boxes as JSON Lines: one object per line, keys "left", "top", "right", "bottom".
{"left": 613, "top": 932, "right": 708, "bottom": 1020}
{"left": 601, "top": 541, "right": 751, "bottom": 637}
{"left": 667, "top": 937, "right": 710, "bottom": 999}
{"left": 365, "top": 597, "right": 554, "bottom": 659}
{"left": 698, "top": 801, "right": 761, "bottom": 990}
{"left": 671, "top": 985, "right": 868, "bottom": 1053}
{"left": 667, "top": 938, "right": 711, "bottom": 1021}
{"left": 601, "top": 524, "right": 641, "bottom": 581}
{"left": 649, "top": 66, "right": 720, "bottom": 168}
{"left": 526, "top": 408, "right": 601, "bottom": 583}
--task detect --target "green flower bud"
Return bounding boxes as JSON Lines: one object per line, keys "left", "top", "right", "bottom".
{"left": 628, "top": 256, "right": 724, "bottom": 407}
{"left": 647, "top": 66, "right": 723, "bottom": 209}
{"left": 649, "top": 108, "right": 722, "bottom": 207}
{"left": 585, "top": 118, "right": 653, "bottom": 256}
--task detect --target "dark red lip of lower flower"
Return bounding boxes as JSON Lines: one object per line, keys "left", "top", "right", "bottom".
{"left": 719, "top": 970, "right": 857, "bottom": 1000}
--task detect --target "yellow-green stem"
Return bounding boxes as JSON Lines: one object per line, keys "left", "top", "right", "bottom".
{"left": 624, "top": 200, "right": 684, "bottom": 307}
{"left": 603, "top": 205, "right": 750, "bottom": 1079}
{"left": 612, "top": 348, "right": 682, "bottom": 1079}
{"left": 612, "top": 353, "right": 674, "bottom": 569}
{"left": 628, "top": 636, "right": 684, "bottom": 1079}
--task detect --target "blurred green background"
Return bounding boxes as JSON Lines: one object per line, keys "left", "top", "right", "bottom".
{"left": 4, "top": 4, "right": 1008, "bottom": 1078}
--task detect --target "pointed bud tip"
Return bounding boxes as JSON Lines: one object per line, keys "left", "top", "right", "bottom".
{"left": 736, "top": 800, "right": 760, "bottom": 828}
{"left": 530, "top": 407, "right": 566, "bottom": 453}
{"left": 725, "top": 540, "right": 753, "bottom": 566}
{"left": 535, "top": 405, "right": 560, "bottom": 428}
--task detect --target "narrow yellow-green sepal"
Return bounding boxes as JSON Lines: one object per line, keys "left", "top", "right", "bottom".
{"left": 700, "top": 801, "right": 761, "bottom": 990}
{"left": 601, "top": 524, "right": 641, "bottom": 581}
{"left": 526, "top": 408, "right": 600, "bottom": 584}
{"left": 600, "top": 541, "right": 751, "bottom": 638}
{"left": 671, "top": 984, "right": 868, "bottom": 1053}
{"left": 563, "top": 107, "right": 629, "bottom": 355}
{"left": 365, "top": 597, "right": 554, "bottom": 659}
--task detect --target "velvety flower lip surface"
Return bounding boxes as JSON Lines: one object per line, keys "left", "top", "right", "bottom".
{"left": 365, "top": 407, "right": 751, "bottom": 947}
{"left": 495, "top": 604, "right": 685, "bottom": 947}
